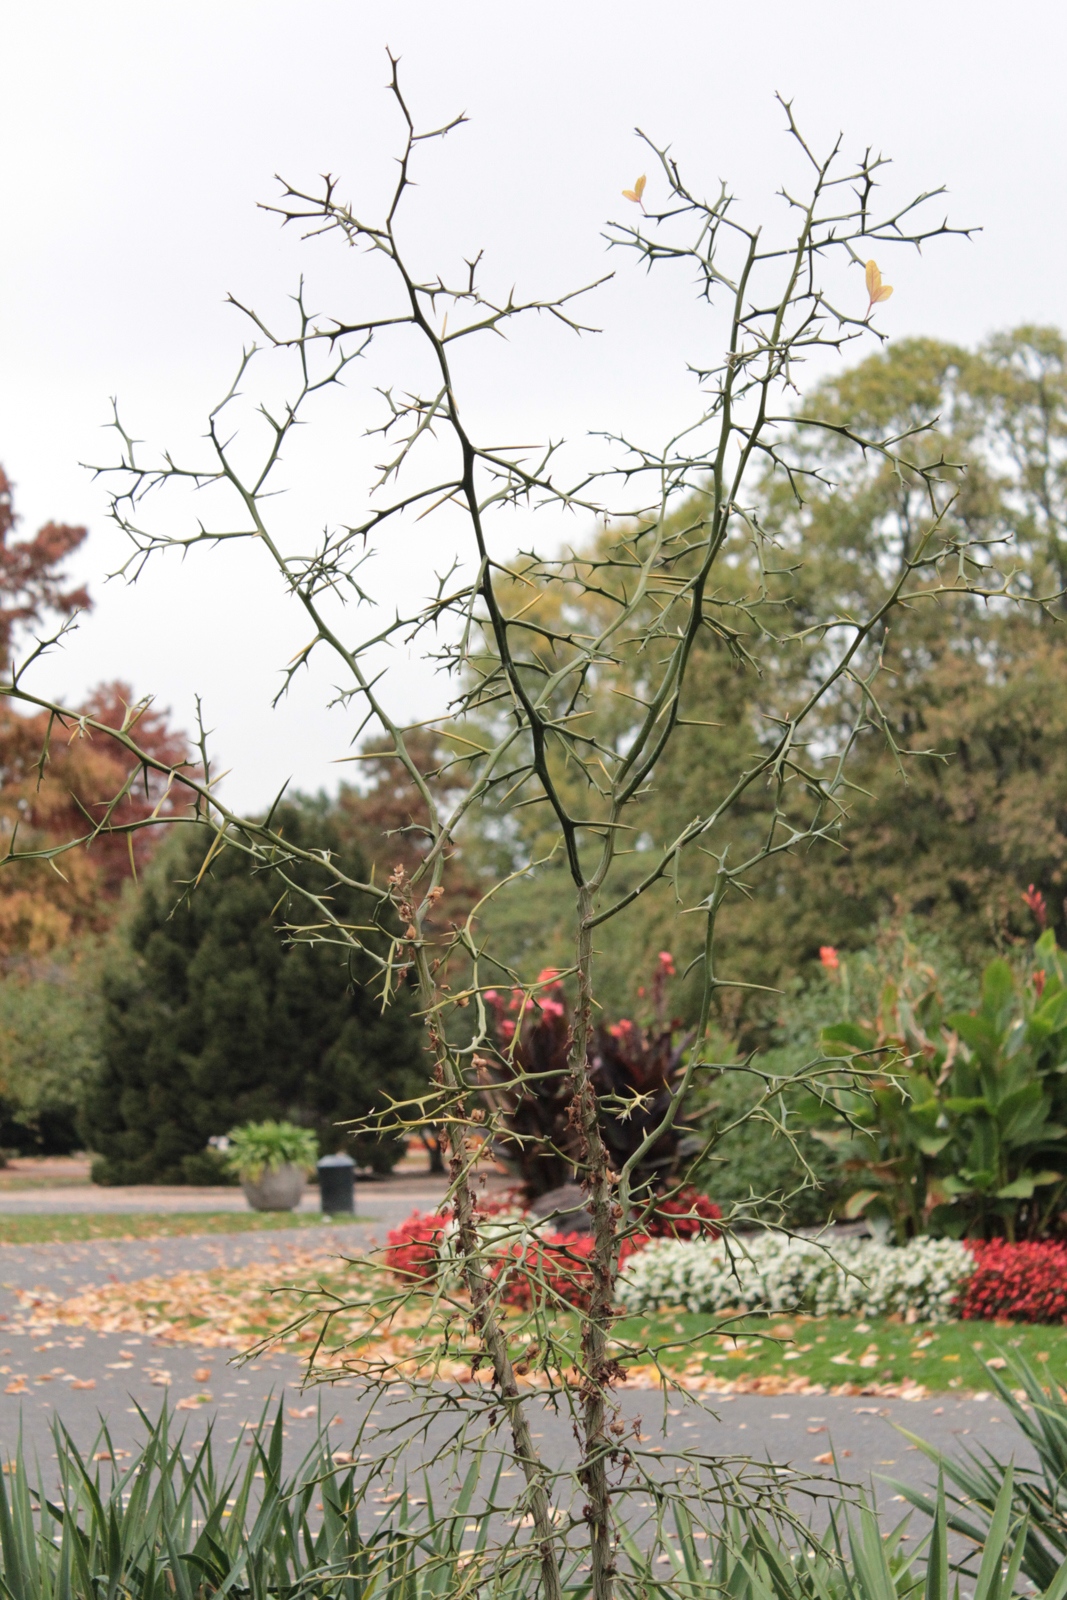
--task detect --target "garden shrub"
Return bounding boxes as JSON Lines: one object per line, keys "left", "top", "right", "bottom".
{"left": 800, "top": 927, "right": 1067, "bottom": 1241}
{"left": 82, "top": 805, "right": 426, "bottom": 1183}
{"left": 480, "top": 958, "right": 701, "bottom": 1200}
{"left": 696, "top": 1061, "right": 845, "bottom": 1229}
{"left": 0, "top": 948, "right": 104, "bottom": 1153}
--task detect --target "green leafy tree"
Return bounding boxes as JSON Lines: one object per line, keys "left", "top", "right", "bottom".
{"left": 81, "top": 804, "right": 426, "bottom": 1183}
{"left": 473, "top": 330, "right": 1067, "bottom": 1017}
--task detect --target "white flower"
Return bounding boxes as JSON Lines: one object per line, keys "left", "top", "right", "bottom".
{"left": 616, "top": 1233, "right": 973, "bottom": 1323}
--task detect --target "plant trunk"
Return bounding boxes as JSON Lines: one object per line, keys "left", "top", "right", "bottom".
{"left": 572, "top": 884, "right": 618, "bottom": 1600}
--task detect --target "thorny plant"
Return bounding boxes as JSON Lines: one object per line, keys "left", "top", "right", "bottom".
{"left": 0, "top": 56, "right": 1054, "bottom": 1600}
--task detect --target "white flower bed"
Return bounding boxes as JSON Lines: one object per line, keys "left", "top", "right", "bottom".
{"left": 617, "top": 1233, "right": 974, "bottom": 1323}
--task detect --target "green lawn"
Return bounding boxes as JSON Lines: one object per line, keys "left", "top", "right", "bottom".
{"left": 0, "top": 1211, "right": 370, "bottom": 1246}
{"left": 615, "top": 1310, "right": 1067, "bottom": 1392}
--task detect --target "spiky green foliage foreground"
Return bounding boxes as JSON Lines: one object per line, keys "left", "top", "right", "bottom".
{"left": 1, "top": 1401, "right": 1065, "bottom": 1600}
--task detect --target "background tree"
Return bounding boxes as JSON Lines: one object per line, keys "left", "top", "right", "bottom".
{"left": 0, "top": 947, "right": 105, "bottom": 1153}
{"left": 0, "top": 682, "right": 193, "bottom": 956}
{"left": 0, "top": 464, "right": 89, "bottom": 664}
{"left": 81, "top": 800, "right": 426, "bottom": 1184}
{"left": 0, "top": 466, "right": 193, "bottom": 957}
{"left": 468, "top": 331, "right": 1067, "bottom": 1031}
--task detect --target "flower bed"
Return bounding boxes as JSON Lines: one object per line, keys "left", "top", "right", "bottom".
{"left": 617, "top": 1234, "right": 972, "bottom": 1323}
{"left": 958, "top": 1240, "right": 1067, "bottom": 1323}
{"left": 385, "top": 1203, "right": 1067, "bottom": 1326}
{"left": 384, "top": 1189, "right": 720, "bottom": 1287}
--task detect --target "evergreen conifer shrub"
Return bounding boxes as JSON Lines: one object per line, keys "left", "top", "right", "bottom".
{"left": 81, "top": 805, "right": 425, "bottom": 1183}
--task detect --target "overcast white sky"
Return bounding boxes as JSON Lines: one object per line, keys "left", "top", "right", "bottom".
{"left": 1, "top": 1, "right": 1064, "bottom": 812}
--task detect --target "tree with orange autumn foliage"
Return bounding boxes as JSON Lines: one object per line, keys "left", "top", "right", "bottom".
{"left": 0, "top": 467, "right": 193, "bottom": 956}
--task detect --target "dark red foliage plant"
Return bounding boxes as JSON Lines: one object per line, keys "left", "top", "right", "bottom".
{"left": 480, "top": 959, "right": 700, "bottom": 1202}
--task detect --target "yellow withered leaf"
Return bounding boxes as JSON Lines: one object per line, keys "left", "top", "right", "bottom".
{"left": 622, "top": 174, "right": 647, "bottom": 205}
{"left": 864, "top": 259, "right": 894, "bottom": 312}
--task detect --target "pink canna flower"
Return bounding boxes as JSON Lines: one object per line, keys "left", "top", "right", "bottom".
{"left": 819, "top": 945, "right": 840, "bottom": 971}
{"left": 1022, "top": 883, "right": 1048, "bottom": 930}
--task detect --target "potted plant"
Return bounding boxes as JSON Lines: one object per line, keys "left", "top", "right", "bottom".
{"left": 224, "top": 1120, "right": 319, "bottom": 1212}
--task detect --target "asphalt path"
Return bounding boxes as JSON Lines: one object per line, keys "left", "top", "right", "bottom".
{"left": 0, "top": 1200, "right": 1040, "bottom": 1547}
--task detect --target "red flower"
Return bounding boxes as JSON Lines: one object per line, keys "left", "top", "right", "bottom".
{"left": 959, "top": 1239, "right": 1067, "bottom": 1324}
{"left": 644, "top": 1187, "right": 721, "bottom": 1240}
{"left": 490, "top": 1230, "right": 650, "bottom": 1311}
{"left": 383, "top": 1211, "right": 450, "bottom": 1281}
{"left": 657, "top": 951, "right": 676, "bottom": 977}
{"left": 1023, "top": 884, "right": 1048, "bottom": 930}
{"left": 819, "top": 946, "right": 840, "bottom": 970}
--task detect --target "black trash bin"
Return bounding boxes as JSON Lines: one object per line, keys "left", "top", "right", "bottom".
{"left": 317, "top": 1152, "right": 355, "bottom": 1215}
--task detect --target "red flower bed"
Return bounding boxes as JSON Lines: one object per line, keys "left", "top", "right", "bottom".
{"left": 959, "top": 1239, "right": 1067, "bottom": 1324}
{"left": 383, "top": 1210, "right": 450, "bottom": 1281}
{"left": 645, "top": 1188, "right": 721, "bottom": 1240}
{"left": 383, "top": 1205, "right": 656, "bottom": 1308}
{"left": 491, "top": 1232, "right": 651, "bottom": 1311}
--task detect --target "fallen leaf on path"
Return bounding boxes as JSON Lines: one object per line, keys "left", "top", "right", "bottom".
{"left": 175, "top": 1393, "right": 211, "bottom": 1410}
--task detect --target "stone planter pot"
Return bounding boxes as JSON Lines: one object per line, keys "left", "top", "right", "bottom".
{"left": 240, "top": 1163, "right": 306, "bottom": 1212}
